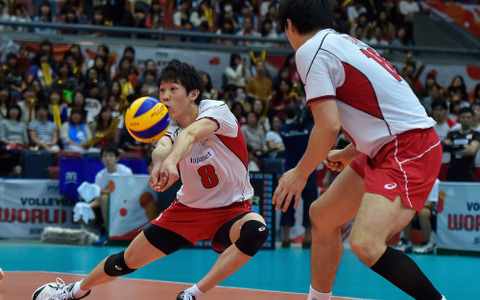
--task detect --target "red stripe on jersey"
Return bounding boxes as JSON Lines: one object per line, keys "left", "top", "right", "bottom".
{"left": 446, "top": 117, "right": 458, "bottom": 128}
{"left": 198, "top": 116, "right": 220, "bottom": 131}
{"left": 336, "top": 63, "right": 383, "bottom": 119}
{"left": 307, "top": 95, "right": 336, "bottom": 108}
{"left": 216, "top": 124, "right": 248, "bottom": 170}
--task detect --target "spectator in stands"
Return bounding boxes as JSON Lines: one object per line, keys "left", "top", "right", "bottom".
{"left": 347, "top": 0, "right": 367, "bottom": 23}
{"left": 237, "top": 2, "right": 257, "bottom": 29}
{"left": 216, "top": 3, "right": 239, "bottom": 34}
{"left": 60, "top": 107, "right": 92, "bottom": 154}
{"left": 88, "top": 6, "right": 106, "bottom": 36}
{"left": 252, "top": 98, "right": 270, "bottom": 132}
{"left": 27, "top": 50, "right": 57, "bottom": 91}
{"left": 0, "top": 0, "right": 9, "bottom": 31}
{"left": 0, "top": 85, "right": 11, "bottom": 121}
{"left": 61, "top": 8, "right": 79, "bottom": 34}
{"left": 283, "top": 53, "right": 301, "bottom": 85}
{"left": 391, "top": 25, "right": 415, "bottom": 54}
{"left": 241, "top": 111, "right": 266, "bottom": 155}
{"left": 215, "top": 18, "right": 236, "bottom": 44}
{"left": 423, "top": 83, "right": 442, "bottom": 116}
{"left": 0, "top": 53, "right": 26, "bottom": 100}
{"left": 28, "top": 102, "right": 60, "bottom": 154}
{"left": 113, "top": 57, "right": 139, "bottom": 90}
{"left": 30, "top": 78, "right": 48, "bottom": 103}
{"left": 225, "top": 53, "right": 251, "bottom": 88}
{"left": 55, "top": 60, "right": 79, "bottom": 93}
{"left": 104, "top": 80, "right": 122, "bottom": 111}
{"left": 9, "top": 3, "right": 31, "bottom": 32}
{"left": 141, "top": 70, "right": 158, "bottom": 96}
{"left": 63, "top": 47, "right": 85, "bottom": 84}
{"left": 173, "top": 0, "right": 191, "bottom": 27}
{"left": 69, "top": 90, "right": 94, "bottom": 123}
{"left": 201, "top": 71, "right": 217, "bottom": 100}
{"left": 0, "top": 103, "right": 29, "bottom": 176}
{"left": 246, "top": 61, "right": 272, "bottom": 102}
{"left": 443, "top": 107, "right": 480, "bottom": 182}
{"left": 349, "top": 12, "right": 371, "bottom": 38}
{"left": 230, "top": 100, "right": 246, "bottom": 126}
{"left": 269, "top": 78, "right": 298, "bottom": 121}
{"left": 89, "top": 144, "right": 133, "bottom": 245}
{"left": 190, "top": 0, "right": 213, "bottom": 29}
{"left": 396, "top": 179, "right": 439, "bottom": 254}
{"left": 17, "top": 85, "right": 38, "bottom": 124}
{"left": 89, "top": 105, "right": 119, "bottom": 148}
{"left": 33, "top": 1, "right": 57, "bottom": 35}
{"left": 332, "top": 6, "right": 348, "bottom": 34}
{"left": 261, "top": 2, "right": 279, "bottom": 33}
{"left": 366, "top": 26, "right": 390, "bottom": 55}
{"left": 473, "top": 83, "right": 480, "bottom": 103}
{"left": 398, "top": 0, "right": 420, "bottom": 22}
{"left": 260, "top": 19, "right": 278, "bottom": 46}
{"left": 236, "top": 15, "right": 260, "bottom": 45}
{"left": 471, "top": 102, "right": 480, "bottom": 181}
{"left": 47, "top": 89, "right": 69, "bottom": 128}
{"left": 447, "top": 75, "right": 469, "bottom": 107}
{"left": 146, "top": 0, "right": 164, "bottom": 30}
{"left": 265, "top": 115, "right": 285, "bottom": 157}
{"left": 278, "top": 103, "right": 317, "bottom": 249}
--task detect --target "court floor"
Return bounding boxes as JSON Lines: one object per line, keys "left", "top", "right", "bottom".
{"left": 0, "top": 240, "right": 476, "bottom": 300}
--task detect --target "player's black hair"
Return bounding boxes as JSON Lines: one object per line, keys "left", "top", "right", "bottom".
{"left": 277, "top": 0, "right": 333, "bottom": 34}
{"left": 157, "top": 60, "right": 204, "bottom": 105}
{"left": 101, "top": 144, "right": 120, "bottom": 158}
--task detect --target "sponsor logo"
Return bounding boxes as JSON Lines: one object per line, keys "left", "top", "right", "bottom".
{"left": 384, "top": 183, "right": 397, "bottom": 190}
{"left": 259, "top": 226, "right": 266, "bottom": 232}
{"left": 115, "top": 265, "right": 123, "bottom": 271}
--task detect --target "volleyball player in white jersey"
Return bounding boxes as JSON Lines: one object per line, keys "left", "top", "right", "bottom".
{"left": 32, "top": 61, "right": 268, "bottom": 300}
{"left": 273, "top": 1, "right": 445, "bottom": 300}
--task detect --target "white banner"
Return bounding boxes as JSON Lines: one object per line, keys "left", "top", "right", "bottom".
{"left": 437, "top": 182, "right": 480, "bottom": 252}
{"left": 109, "top": 175, "right": 158, "bottom": 240}
{"left": 0, "top": 179, "right": 78, "bottom": 239}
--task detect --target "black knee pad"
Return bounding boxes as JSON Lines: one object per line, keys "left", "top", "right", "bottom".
{"left": 104, "top": 251, "right": 137, "bottom": 277}
{"left": 234, "top": 220, "right": 269, "bottom": 256}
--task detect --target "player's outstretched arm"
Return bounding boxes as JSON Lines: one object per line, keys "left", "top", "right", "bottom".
{"left": 158, "top": 118, "right": 218, "bottom": 191}
{"left": 273, "top": 100, "right": 340, "bottom": 212}
{"left": 150, "top": 135, "right": 173, "bottom": 191}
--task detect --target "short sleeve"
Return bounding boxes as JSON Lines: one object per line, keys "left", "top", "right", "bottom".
{"left": 197, "top": 102, "right": 238, "bottom": 138}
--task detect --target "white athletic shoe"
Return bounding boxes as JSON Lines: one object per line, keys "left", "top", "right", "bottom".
{"left": 176, "top": 291, "right": 196, "bottom": 300}
{"left": 414, "top": 242, "right": 435, "bottom": 254}
{"left": 32, "top": 278, "right": 91, "bottom": 300}
{"left": 395, "top": 238, "right": 413, "bottom": 253}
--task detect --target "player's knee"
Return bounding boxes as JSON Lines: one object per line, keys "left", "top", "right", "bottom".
{"left": 234, "top": 220, "right": 269, "bottom": 256}
{"left": 104, "top": 251, "right": 137, "bottom": 277}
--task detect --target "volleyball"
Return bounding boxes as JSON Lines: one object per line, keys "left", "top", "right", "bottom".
{"left": 125, "top": 97, "right": 170, "bottom": 143}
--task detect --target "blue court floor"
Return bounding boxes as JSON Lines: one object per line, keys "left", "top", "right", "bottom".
{"left": 0, "top": 240, "right": 476, "bottom": 299}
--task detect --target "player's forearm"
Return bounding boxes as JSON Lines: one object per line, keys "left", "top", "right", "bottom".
{"left": 165, "top": 129, "right": 195, "bottom": 165}
{"left": 152, "top": 137, "right": 173, "bottom": 164}
{"left": 296, "top": 122, "right": 339, "bottom": 179}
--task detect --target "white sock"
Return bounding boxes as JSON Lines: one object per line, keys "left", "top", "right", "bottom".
{"left": 184, "top": 284, "right": 204, "bottom": 298}
{"left": 72, "top": 280, "right": 89, "bottom": 298}
{"left": 307, "top": 285, "right": 332, "bottom": 300}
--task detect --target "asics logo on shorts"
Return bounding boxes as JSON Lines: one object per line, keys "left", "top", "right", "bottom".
{"left": 115, "top": 265, "right": 122, "bottom": 271}
{"left": 259, "top": 226, "right": 266, "bottom": 232}
{"left": 384, "top": 183, "right": 397, "bottom": 190}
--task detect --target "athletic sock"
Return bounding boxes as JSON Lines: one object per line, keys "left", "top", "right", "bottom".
{"left": 370, "top": 247, "right": 442, "bottom": 300}
{"left": 307, "top": 285, "right": 332, "bottom": 300}
{"left": 184, "top": 284, "right": 204, "bottom": 298}
{"left": 72, "top": 280, "right": 89, "bottom": 298}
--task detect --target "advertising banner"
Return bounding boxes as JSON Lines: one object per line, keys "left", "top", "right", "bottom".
{"left": 437, "top": 182, "right": 480, "bottom": 252}
{"left": 0, "top": 179, "right": 78, "bottom": 239}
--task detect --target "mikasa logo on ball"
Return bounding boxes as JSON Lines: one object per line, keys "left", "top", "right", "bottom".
{"left": 190, "top": 149, "right": 216, "bottom": 165}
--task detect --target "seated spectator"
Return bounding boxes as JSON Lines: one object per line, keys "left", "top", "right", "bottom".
{"left": 399, "top": 0, "right": 420, "bottom": 22}
{"left": 443, "top": 107, "right": 480, "bottom": 182}
{"left": 146, "top": 0, "right": 165, "bottom": 30}
{"left": 0, "top": 103, "right": 29, "bottom": 176}
{"left": 27, "top": 50, "right": 57, "bottom": 91}
{"left": 0, "top": 52, "right": 27, "bottom": 98}
{"left": 89, "top": 105, "right": 119, "bottom": 149}
{"left": 225, "top": 53, "right": 251, "bottom": 88}
{"left": 55, "top": 61, "right": 79, "bottom": 93}
{"left": 260, "top": 19, "right": 278, "bottom": 46}
{"left": 61, "top": 8, "right": 79, "bottom": 34}
{"left": 88, "top": 6, "right": 107, "bottom": 37}
{"left": 216, "top": 3, "right": 239, "bottom": 33}
{"left": 0, "top": 85, "right": 12, "bottom": 121}
{"left": 252, "top": 98, "right": 270, "bottom": 132}
{"left": 236, "top": 15, "right": 260, "bottom": 45}
{"left": 28, "top": 102, "right": 60, "bottom": 154}
{"left": 201, "top": 71, "right": 217, "bottom": 100}
{"left": 47, "top": 89, "right": 69, "bottom": 128}
{"left": 17, "top": 85, "right": 39, "bottom": 124}
{"left": 113, "top": 57, "right": 139, "bottom": 91}
{"left": 33, "top": 1, "right": 57, "bottom": 35}
{"left": 269, "top": 79, "right": 298, "bottom": 121}
{"left": 391, "top": 25, "right": 415, "bottom": 55}
{"left": 230, "top": 101, "right": 246, "bottom": 126}
{"left": 241, "top": 111, "right": 265, "bottom": 155}
{"left": 246, "top": 61, "right": 273, "bottom": 102}
{"left": 366, "top": 26, "right": 390, "bottom": 55}
{"left": 60, "top": 108, "right": 92, "bottom": 154}
{"left": 9, "top": 2, "right": 32, "bottom": 32}
{"left": 265, "top": 115, "right": 285, "bottom": 157}
{"left": 396, "top": 179, "right": 440, "bottom": 254}
{"left": 190, "top": 0, "right": 213, "bottom": 29}
{"left": 215, "top": 17, "right": 237, "bottom": 45}
{"left": 87, "top": 144, "right": 133, "bottom": 245}
{"left": 347, "top": 0, "right": 367, "bottom": 24}
{"left": 173, "top": 0, "right": 191, "bottom": 27}
{"left": 237, "top": 2, "right": 258, "bottom": 30}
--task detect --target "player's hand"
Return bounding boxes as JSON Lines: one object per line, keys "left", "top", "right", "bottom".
{"left": 272, "top": 167, "right": 307, "bottom": 212}
{"left": 324, "top": 149, "right": 350, "bottom": 172}
{"left": 157, "top": 157, "right": 179, "bottom": 192}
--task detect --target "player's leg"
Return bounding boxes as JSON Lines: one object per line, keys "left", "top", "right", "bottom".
{"left": 301, "top": 172, "right": 318, "bottom": 248}
{"left": 309, "top": 166, "right": 365, "bottom": 299}
{"left": 194, "top": 212, "right": 267, "bottom": 294}
{"left": 417, "top": 206, "right": 433, "bottom": 243}
{"left": 350, "top": 193, "right": 443, "bottom": 299}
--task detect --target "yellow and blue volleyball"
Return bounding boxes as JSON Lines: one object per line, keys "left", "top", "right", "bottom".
{"left": 125, "top": 97, "right": 170, "bottom": 143}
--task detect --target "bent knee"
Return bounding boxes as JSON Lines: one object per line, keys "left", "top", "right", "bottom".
{"left": 234, "top": 220, "right": 269, "bottom": 256}
{"left": 349, "top": 233, "right": 383, "bottom": 265}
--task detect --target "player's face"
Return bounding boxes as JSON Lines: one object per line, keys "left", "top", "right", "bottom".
{"left": 159, "top": 80, "right": 193, "bottom": 121}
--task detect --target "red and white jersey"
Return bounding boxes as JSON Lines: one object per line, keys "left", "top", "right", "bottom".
{"left": 297, "top": 29, "right": 436, "bottom": 157}
{"left": 165, "top": 100, "right": 254, "bottom": 208}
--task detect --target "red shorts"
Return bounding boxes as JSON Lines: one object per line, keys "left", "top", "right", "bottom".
{"left": 150, "top": 200, "right": 253, "bottom": 250}
{"left": 350, "top": 128, "right": 442, "bottom": 213}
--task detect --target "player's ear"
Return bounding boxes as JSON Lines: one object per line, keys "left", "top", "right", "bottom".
{"left": 190, "top": 89, "right": 200, "bottom": 102}
{"left": 286, "top": 18, "right": 296, "bottom": 33}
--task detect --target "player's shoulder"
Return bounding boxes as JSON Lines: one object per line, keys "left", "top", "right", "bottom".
{"left": 198, "top": 100, "right": 231, "bottom": 117}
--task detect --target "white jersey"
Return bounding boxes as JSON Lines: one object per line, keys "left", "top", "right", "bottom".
{"left": 296, "top": 29, "right": 436, "bottom": 157}
{"left": 94, "top": 164, "right": 133, "bottom": 190}
{"left": 165, "top": 100, "right": 254, "bottom": 209}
